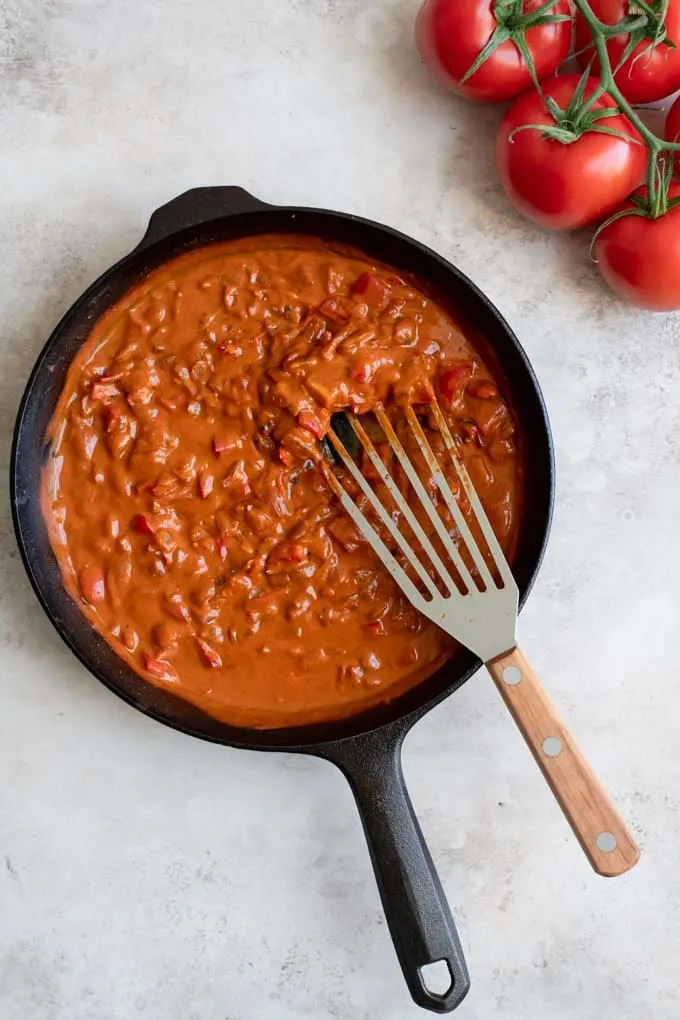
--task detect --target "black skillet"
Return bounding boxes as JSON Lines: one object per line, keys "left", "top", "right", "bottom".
{"left": 11, "top": 186, "right": 554, "bottom": 1013}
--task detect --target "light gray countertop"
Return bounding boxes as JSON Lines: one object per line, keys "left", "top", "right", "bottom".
{"left": 2, "top": 1, "right": 679, "bottom": 1017}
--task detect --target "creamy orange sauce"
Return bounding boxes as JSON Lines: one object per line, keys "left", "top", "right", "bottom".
{"left": 42, "top": 236, "right": 523, "bottom": 727}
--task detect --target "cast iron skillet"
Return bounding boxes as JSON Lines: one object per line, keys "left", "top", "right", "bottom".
{"left": 11, "top": 187, "right": 554, "bottom": 1013}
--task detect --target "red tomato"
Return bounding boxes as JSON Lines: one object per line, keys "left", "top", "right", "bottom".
{"left": 415, "top": 0, "right": 572, "bottom": 102}
{"left": 594, "top": 184, "right": 680, "bottom": 311}
{"left": 496, "top": 75, "right": 646, "bottom": 230}
{"left": 575, "top": 0, "right": 680, "bottom": 103}
{"left": 665, "top": 94, "right": 680, "bottom": 177}
{"left": 438, "top": 362, "right": 473, "bottom": 406}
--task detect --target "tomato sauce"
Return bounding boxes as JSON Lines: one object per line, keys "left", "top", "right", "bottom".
{"left": 42, "top": 236, "right": 524, "bottom": 728}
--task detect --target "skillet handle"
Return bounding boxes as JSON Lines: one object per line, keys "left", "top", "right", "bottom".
{"left": 326, "top": 727, "right": 470, "bottom": 1013}
{"left": 136, "top": 186, "right": 272, "bottom": 250}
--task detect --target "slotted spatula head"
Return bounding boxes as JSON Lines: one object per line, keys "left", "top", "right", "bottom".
{"left": 323, "top": 401, "right": 518, "bottom": 664}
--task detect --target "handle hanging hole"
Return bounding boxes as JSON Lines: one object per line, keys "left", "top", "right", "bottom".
{"left": 419, "top": 959, "right": 454, "bottom": 997}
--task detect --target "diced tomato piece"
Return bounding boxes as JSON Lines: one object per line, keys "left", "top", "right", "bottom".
{"left": 467, "top": 378, "right": 499, "bottom": 400}
{"left": 136, "top": 479, "right": 156, "bottom": 495}
{"left": 149, "top": 474, "right": 184, "bottom": 499}
{"left": 353, "top": 362, "right": 372, "bottom": 383}
{"left": 350, "top": 272, "right": 390, "bottom": 306}
{"left": 297, "top": 410, "right": 325, "bottom": 439}
{"left": 103, "top": 405, "right": 122, "bottom": 430}
{"left": 91, "top": 381, "right": 120, "bottom": 403}
{"left": 78, "top": 565, "right": 106, "bottom": 605}
{"left": 274, "top": 542, "right": 306, "bottom": 563}
{"left": 280, "top": 426, "right": 318, "bottom": 460}
{"left": 165, "top": 592, "right": 191, "bottom": 622}
{"left": 125, "top": 387, "right": 154, "bottom": 408}
{"left": 399, "top": 644, "right": 420, "bottom": 667}
{"left": 196, "top": 638, "right": 222, "bottom": 669}
{"left": 438, "top": 362, "right": 473, "bottom": 407}
{"left": 131, "top": 513, "right": 155, "bottom": 535}
{"left": 364, "top": 619, "right": 387, "bottom": 637}
{"left": 413, "top": 379, "right": 435, "bottom": 404}
{"left": 338, "top": 661, "right": 365, "bottom": 685}
{"left": 198, "top": 470, "right": 214, "bottom": 498}
{"left": 327, "top": 517, "right": 365, "bottom": 553}
{"left": 319, "top": 297, "right": 351, "bottom": 323}
{"left": 476, "top": 402, "right": 507, "bottom": 437}
{"left": 460, "top": 421, "right": 478, "bottom": 443}
{"left": 142, "top": 652, "right": 177, "bottom": 682}
{"left": 488, "top": 437, "right": 514, "bottom": 462}
{"left": 298, "top": 313, "right": 328, "bottom": 345}
{"left": 216, "top": 539, "right": 228, "bottom": 561}
{"left": 223, "top": 460, "right": 251, "bottom": 501}
{"left": 348, "top": 393, "right": 370, "bottom": 413}
{"left": 277, "top": 446, "right": 294, "bottom": 467}
{"left": 350, "top": 272, "right": 371, "bottom": 295}
{"left": 213, "top": 429, "right": 243, "bottom": 455}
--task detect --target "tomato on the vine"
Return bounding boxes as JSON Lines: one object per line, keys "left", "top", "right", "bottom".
{"left": 415, "top": 0, "right": 572, "bottom": 102}
{"left": 594, "top": 184, "right": 680, "bottom": 311}
{"left": 665, "top": 95, "right": 680, "bottom": 177}
{"left": 496, "top": 74, "right": 646, "bottom": 230}
{"left": 575, "top": 0, "right": 680, "bottom": 104}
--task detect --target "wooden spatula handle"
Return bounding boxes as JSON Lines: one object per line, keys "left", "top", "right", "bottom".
{"left": 487, "top": 646, "right": 640, "bottom": 877}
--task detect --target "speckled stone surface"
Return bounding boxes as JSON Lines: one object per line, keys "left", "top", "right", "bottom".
{"left": 2, "top": 1, "right": 679, "bottom": 1017}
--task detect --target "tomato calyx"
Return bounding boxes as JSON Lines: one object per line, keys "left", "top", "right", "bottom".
{"left": 610, "top": 1, "right": 676, "bottom": 67}
{"left": 510, "top": 65, "right": 642, "bottom": 145}
{"left": 459, "top": 0, "right": 572, "bottom": 92}
{"left": 591, "top": 155, "right": 680, "bottom": 257}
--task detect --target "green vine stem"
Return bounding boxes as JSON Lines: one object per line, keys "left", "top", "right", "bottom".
{"left": 572, "top": 0, "right": 680, "bottom": 205}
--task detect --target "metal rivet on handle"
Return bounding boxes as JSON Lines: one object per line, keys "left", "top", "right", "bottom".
{"left": 596, "top": 831, "right": 617, "bottom": 853}
{"left": 503, "top": 665, "right": 522, "bottom": 685}
{"left": 542, "top": 736, "right": 563, "bottom": 757}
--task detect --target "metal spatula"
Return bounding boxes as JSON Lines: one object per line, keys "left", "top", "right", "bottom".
{"left": 323, "top": 402, "right": 639, "bottom": 878}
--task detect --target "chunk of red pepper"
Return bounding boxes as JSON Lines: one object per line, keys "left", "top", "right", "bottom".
{"left": 297, "top": 410, "right": 325, "bottom": 439}
{"left": 273, "top": 542, "right": 306, "bottom": 563}
{"left": 350, "top": 272, "right": 390, "bottom": 306}
{"left": 131, "top": 514, "right": 155, "bottom": 535}
{"left": 198, "top": 470, "right": 214, "bottom": 498}
{"left": 438, "top": 362, "right": 473, "bottom": 408}
{"left": 196, "top": 638, "right": 222, "bottom": 669}
{"left": 142, "top": 652, "right": 177, "bottom": 682}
